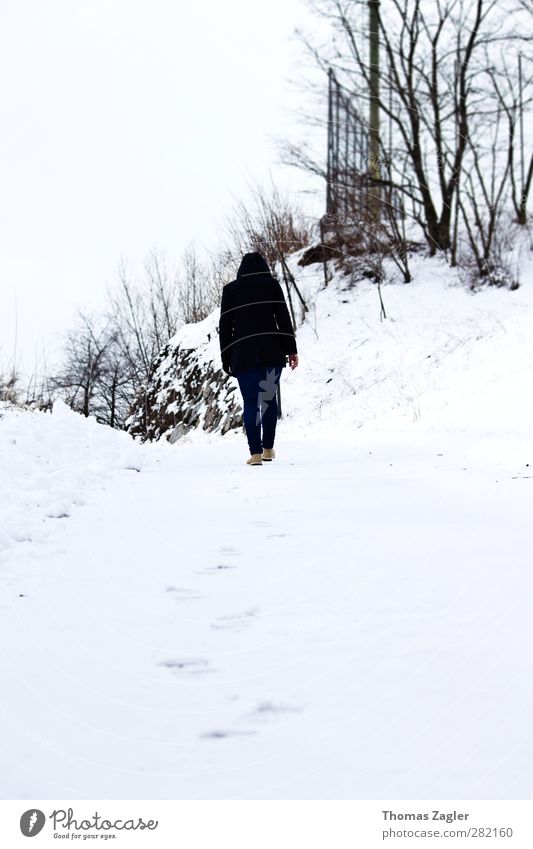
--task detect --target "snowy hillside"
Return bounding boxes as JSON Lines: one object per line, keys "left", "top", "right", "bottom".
{"left": 1, "top": 256, "right": 533, "bottom": 800}
{"left": 128, "top": 248, "right": 533, "bottom": 450}
{"left": 281, "top": 251, "right": 533, "bottom": 443}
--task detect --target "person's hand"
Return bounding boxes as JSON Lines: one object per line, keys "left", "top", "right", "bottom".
{"left": 288, "top": 354, "right": 299, "bottom": 370}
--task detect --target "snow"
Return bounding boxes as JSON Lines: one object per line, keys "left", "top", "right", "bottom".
{"left": 280, "top": 252, "right": 533, "bottom": 442}
{"left": 1, "top": 255, "right": 533, "bottom": 800}
{"left": 172, "top": 310, "right": 220, "bottom": 356}
{"left": 0, "top": 400, "right": 143, "bottom": 553}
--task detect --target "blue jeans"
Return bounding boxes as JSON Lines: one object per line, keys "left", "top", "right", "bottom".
{"left": 235, "top": 366, "right": 282, "bottom": 455}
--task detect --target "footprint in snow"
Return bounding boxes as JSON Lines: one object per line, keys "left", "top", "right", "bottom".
{"left": 219, "top": 546, "right": 241, "bottom": 557}
{"left": 158, "top": 658, "right": 214, "bottom": 676}
{"left": 197, "top": 563, "right": 237, "bottom": 575}
{"left": 200, "top": 729, "right": 256, "bottom": 740}
{"left": 242, "top": 701, "right": 303, "bottom": 724}
{"left": 211, "top": 608, "right": 258, "bottom": 632}
{"left": 202, "top": 702, "right": 303, "bottom": 742}
{"left": 165, "top": 586, "right": 203, "bottom": 601}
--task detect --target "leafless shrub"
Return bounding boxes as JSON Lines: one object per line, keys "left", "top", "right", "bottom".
{"left": 219, "top": 183, "right": 312, "bottom": 326}
{"left": 456, "top": 217, "right": 521, "bottom": 290}
{"left": 177, "top": 243, "right": 221, "bottom": 324}
{"left": 0, "top": 370, "right": 19, "bottom": 404}
{"left": 222, "top": 182, "right": 312, "bottom": 269}
{"left": 323, "top": 181, "right": 414, "bottom": 285}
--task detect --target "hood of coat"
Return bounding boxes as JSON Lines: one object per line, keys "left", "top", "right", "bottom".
{"left": 236, "top": 252, "right": 272, "bottom": 281}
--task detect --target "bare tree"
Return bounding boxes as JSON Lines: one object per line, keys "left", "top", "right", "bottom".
{"left": 107, "top": 251, "right": 181, "bottom": 393}
{"left": 52, "top": 245, "right": 224, "bottom": 427}
{"left": 487, "top": 53, "right": 533, "bottom": 225}
{"left": 458, "top": 103, "right": 511, "bottom": 281}
{"left": 144, "top": 251, "right": 180, "bottom": 349}
{"left": 293, "top": 0, "right": 532, "bottom": 259}
{"left": 51, "top": 313, "right": 114, "bottom": 419}
{"left": 177, "top": 243, "right": 220, "bottom": 324}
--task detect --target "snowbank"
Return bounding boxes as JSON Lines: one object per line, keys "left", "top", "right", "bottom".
{"left": 0, "top": 400, "right": 145, "bottom": 552}
{"left": 279, "top": 252, "right": 533, "bottom": 442}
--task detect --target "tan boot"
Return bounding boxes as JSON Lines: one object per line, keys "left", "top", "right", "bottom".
{"left": 262, "top": 448, "right": 276, "bottom": 462}
{"left": 246, "top": 453, "right": 263, "bottom": 466}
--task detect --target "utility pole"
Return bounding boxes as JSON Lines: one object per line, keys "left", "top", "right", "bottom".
{"left": 368, "top": 0, "right": 381, "bottom": 216}
{"left": 518, "top": 51, "right": 526, "bottom": 224}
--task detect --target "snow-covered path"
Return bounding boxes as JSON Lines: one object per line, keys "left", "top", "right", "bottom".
{"left": 2, "top": 420, "right": 532, "bottom": 800}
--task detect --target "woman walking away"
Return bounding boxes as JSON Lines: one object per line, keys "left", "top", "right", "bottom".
{"left": 219, "top": 251, "right": 299, "bottom": 465}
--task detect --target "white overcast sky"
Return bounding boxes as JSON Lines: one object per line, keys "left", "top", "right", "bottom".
{"left": 0, "top": 0, "right": 325, "bottom": 379}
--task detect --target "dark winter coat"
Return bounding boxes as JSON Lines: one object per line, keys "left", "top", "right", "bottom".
{"left": 218, "top": 252, "right": 298, "bottom": 375}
